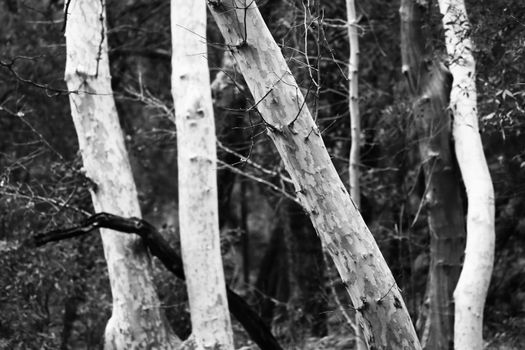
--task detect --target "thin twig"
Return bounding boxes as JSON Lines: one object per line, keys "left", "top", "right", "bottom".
{"left": 217, "top": 160, "right": 301, "bottom": 206}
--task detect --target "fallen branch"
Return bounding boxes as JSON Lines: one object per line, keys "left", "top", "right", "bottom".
{"left": 26, "top": 212, "right": 283, "bottom": 350}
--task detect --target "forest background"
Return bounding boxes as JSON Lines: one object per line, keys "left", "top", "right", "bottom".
{"left": 0, "top": 0, "right": 524, "bottom": 349}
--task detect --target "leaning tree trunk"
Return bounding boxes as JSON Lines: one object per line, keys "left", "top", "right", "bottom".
{"left": 171, "top": 1, "right": 234, "bottom": 349}
{"left": 64, "top": 1, "right": 179, "bottom": 348}
{"left": 400, "top": 1, "right": 466, "bottom": 349}
{"left": 209, "top": 1, "right": 421, "bottom": 349}
{"left": 437, "top": 0, "right": 495, "bottom": 349}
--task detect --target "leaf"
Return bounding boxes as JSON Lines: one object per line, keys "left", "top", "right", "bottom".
{"left": 483, "top": 112, "right": 496, "bottom": 120}
{"left": 502, "top": 89, "right": 514, "bottom": 100}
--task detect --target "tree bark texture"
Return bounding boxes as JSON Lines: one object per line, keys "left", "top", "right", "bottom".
{"left": 64, "top": 1, "right": 179, "bottom": 348}
{"left": 209, "top": 2, "right": 421, "bottom": 349}
{"left": 400, "top": 1, "right": 466, "bottom": 349}
{"left": 437, "top": 0, "right": 496, "bottom": 349}
{"left": 171, "top": 1, "right": 234, "bottom": 349}
{"left": 347, "top": 0, "right": 361, "bottom": 208}
{"left": 29, "top": 213, "right": 284, "bottom": 350}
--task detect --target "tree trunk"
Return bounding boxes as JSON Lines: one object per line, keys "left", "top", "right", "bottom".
{"left": 64, "top": 1, "right": 179, "bottom": 349}
{"left": 240, "top": 180, "right": 250, "bottom": 284}
{"left": 437, "top": 0, "right": 496, "bottom": 349}
{"left": 255, "top": 220, "right": 289, "bottom": 327}
{"left": 284, "top": 201, "right": 327, "bottom": 340}
{"left": 171, "top": 1, "right": 234, "bottom": 349}
{"left": 212, "top": 51, "right": 247, "bottom": 230}
{"left": 400, "top": 1, "right": 466, "bottom": 349}
{"left": 209, "top": 2, "right": 421, "bottom": 348}
{"left": 30, "top": 213, "right": 284, "bottom": 350}
{"left": 346, "top": 2, "right": 367, "bottom": 348}
{"left": 347, "top": 0, "right": 361, "bottom": 208}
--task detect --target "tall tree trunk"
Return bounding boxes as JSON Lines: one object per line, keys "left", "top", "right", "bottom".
{"left": 209, "top": 2, "right": 421, "bottom": 348}
{"left": 240, "top": 180, "right": 250, "bottom": 284}
{"left": 60, "top": 285, "right": 82, "bottom": 350}
{"left": 437, "top": 0, "right": 495, "bottom": 349}
{"left": 346, "top": 2, "right": 367, "bottom": 348}
{"left": 400, "top": 1, "right": 466, "bottom": 349}
{"left": 347, "top": 0, "right": 361, "bottom": 208}
{"left": 255, "top": 220, "right": 289, "bottom": 327}
{"left": 64, "top": 1, "right": 179, "bottom": 348}
{"left": 212, "top": 51, "right": 246, "bottom": 230}
{"left": 171, "top": 1, "right": 234, "bottom": 348}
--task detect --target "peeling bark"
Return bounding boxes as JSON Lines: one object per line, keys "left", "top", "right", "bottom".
{"left": 437, "top": 0, "right": 495, "bottom": 349}
{"left": 400, "top": 1, "right": 466, "bottom": 349}
{"left": 171, "top": 1, "right": 234, "bottom": 349}
{"left": 64, "top": 1, "right": 180, "bottom": 349}
{"left": 208, "top": 1, "right": 421, "bottom": 348}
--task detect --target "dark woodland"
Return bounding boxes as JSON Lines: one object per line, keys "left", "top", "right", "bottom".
{"left": 0, "top": 0, "right": 524, "bottom": 349}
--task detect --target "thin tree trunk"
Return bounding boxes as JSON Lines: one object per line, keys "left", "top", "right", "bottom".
{"left": 346, "top": 2, "right": 367, "bottom": 348}
{"left": 347, "top": 0, "right": 361, "bottom": 208}
{"left": 213, "top": 51, "right": 246, "bottom": 230}
{"left": 60, "top": 286, "right": 82, "bottom": 350}
{"left": 400, "top": 1, "right": 466, "bottom": 349}
{"left": 211, "top": 51, "right": 251, "bottom": 284}
{"left": 284, "top": 201, "right": 327, "bottom": 339}
{"left": 64, "top": 1, "right": 179, "bottom": 348}
{"left": 240, "top": 180, "right": 250, "bottom": 284}
{"left": 171, "top": 1, "right": 234, "bottom": 348}
{"left": 255, "top": 221, "right": 289, "bottom": 327}
{"left": 209, "top": 2, "right": 421, "bottom": 348}
{"left": 437, "top": 1, "right": 495, "bottom": 349}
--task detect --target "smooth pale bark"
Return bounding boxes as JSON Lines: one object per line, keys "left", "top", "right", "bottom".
{"left": 400, "top": 1, "right": 466, "bottom": 348}
{"left": 64, "top": 1, "right": 179, "bottom": 349}
{"left": 347, "top": 0, "right": 361, "bottom": 208}
{"left": 437, "top": 0, "right": 495, "bottom": 349}
{"left": 209, "top": 1, "right": 421, "bottom": 349}
{"left": 171, "top": 1, "right": 234, "bottom": 349}
{"left": 346, "top": 2, "right": 367, "bottom": 348}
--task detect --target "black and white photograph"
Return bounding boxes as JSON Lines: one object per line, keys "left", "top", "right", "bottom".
{"left": 0, "top": 0, "right": 524, "bottom": 349}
